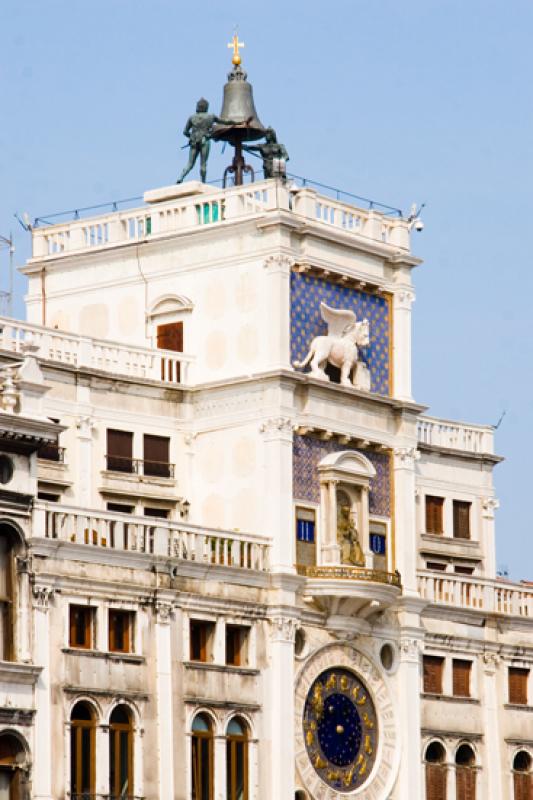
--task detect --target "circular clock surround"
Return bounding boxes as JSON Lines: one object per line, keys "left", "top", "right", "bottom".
{"left": 295, "top": 643, "right": 399, "bottom": 799}
{"left": 303, "top": 668, "right": 378, "bottom": 792}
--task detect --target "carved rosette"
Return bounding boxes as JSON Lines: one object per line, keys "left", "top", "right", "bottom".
{"left": 295, "top": 643, "right": 399, "bottom": 800}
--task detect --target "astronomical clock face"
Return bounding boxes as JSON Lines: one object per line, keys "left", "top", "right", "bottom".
{"left": 303, "top": 668, "right": 378, "bottom": 793}
{"left": 295, "top": 644, "right": 398, "bottom": 800}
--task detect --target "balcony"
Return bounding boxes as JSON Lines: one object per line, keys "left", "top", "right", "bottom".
{"left": 37, "top": 443, "right": 65, "bottom": 462}
{"left": 418, "top": 570, "right": 533, "bottom": 618}
{"left": 32, "top": 501, "right": 270, "bottom": 573}
{"left": 297, "top": 564, "right": 402, "bottom": 634}
{"left": 105, "top": 455, "right": 175, "bottom": 479}
{"left": 417, "top": 415, "right": 496, "bottom": 457}
{"left": 0, "top": 316, "right": 192, "bottom": 386}
{"left": 27, "top": 179, "right": 411, "bottom": 263}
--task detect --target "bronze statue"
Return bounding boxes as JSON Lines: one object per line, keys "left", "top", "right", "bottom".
{"left": 243, "top": 127, "right": 289, "bottom": 179}
{"left": 337, "top": 504, "right": 365, "bottom": 567}
{"left": 177, "top": 98, "right": 235, "bottom": 184}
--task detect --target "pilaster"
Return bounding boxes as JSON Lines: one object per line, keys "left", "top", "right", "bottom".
{"left": 75, "top": 414, "right": 95, "bottom": 507}
{"left": 393, "top": 447, "right": 419, "bottom": 591}
{"left": 260, "top": 417, "right": 294, "bottom": 571}
{"left": 396, "top": 634, "right": 424, "bottom": 800}
{"left": 154, "top": 599, "right": 175, "bottom": 800}
{"left": 392, "top": 288, "right": 415, "bottom": 401}
{"left": 263, "top": 255, "right": 293, "bottom": 371}
{"left": 32, "top": 584, "right": 54, "bottom": 800}
{"left": 482, "top": 651, "right": 503, "bottom": 798}
{"left": 266, "top": 614, "right": 297, "bottom": 799}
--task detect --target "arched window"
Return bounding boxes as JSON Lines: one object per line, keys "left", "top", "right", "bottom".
{"left": 0, "top": 732, "right": 26, "bottom": 800}
{"left": 70, "top": 701, "right": 96, "bottom": 800}
{"left": 226, "top": 717, "right": 248, "bottom": 800}
{"left": 191, "top": 713, "right": 213, "bottom": 800}
{"left": 513, "top": 751, "right": 532, "bottom": 800}
{"left": 109, "top": 705, "right": 134, "bottom": 800}
{"left": 455, "top": 743, "right": 476, "bottom": 800}
{"left": 425, "top": 741, "right": 447, "bottom": 800}
{"left": 0, "top": 525, "right": 18, "bottom": 662}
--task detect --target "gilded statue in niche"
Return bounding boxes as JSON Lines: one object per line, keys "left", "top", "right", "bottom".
{"left": 337, "top": 502, "right": 365, "bottom": 566}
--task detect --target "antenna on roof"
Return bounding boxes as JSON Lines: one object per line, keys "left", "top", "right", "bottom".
{"left": 494, "top": 410, "right": 507, "bottom": 429}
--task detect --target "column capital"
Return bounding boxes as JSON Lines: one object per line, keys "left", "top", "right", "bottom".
{"left": 259, "top": 417, "right": 294, "bottom": 438}
{"left": 394, "top": 288, "right": 416, "bottom": 309}
{"left": 263, "top": 254, "right": 294, "bottom": 272}
{"left": 32, "top": 583, "right": 54, "bottom": 611}
{"left": 154, "top": 599, "right": 174, "bottom": 624}
{"left": 269, "top": 615, "right": 297, "bottom": 644}
{"left": 393, "top": 446, "right": 420, "bottom": 467}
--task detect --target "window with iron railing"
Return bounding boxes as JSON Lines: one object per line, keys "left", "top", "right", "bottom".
{"left": 38, "top": 443, "right": 66, "bottom": 462}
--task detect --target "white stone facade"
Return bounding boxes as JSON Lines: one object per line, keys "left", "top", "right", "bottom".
{"left": 0, "top": 178, "right": 529, "bottom": 799}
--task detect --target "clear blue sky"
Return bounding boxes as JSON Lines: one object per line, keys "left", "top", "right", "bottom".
{"left": 1, "top": 0, "right": 532, "bottom": 578}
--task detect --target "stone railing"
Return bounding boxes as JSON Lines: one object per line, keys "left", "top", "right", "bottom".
{"left": 0, "top": 316, "right": 192, "bottom": 385}
{"left": 32, "top": 502, "right": 270, "bottom": 572}
{"left": 417, "top": 415, "right": 494, "bottom": 455}
{"left": 297, "top": 564, "right": 402, "bottom": 586}
{"left": 30, "top": 180, "right": 411, "bottom": 260}
{"left": 418, "top": 570, "right": 533, "bottom": 618}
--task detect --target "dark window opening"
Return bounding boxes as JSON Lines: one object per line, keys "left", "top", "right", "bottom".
{"left": 109, "top": 609, "right": 133, "bottom": 653}
{"left": 423, "top": 655, "right": 444, "bottom": 695}
{"left": 453, "top": 500, "right": 471, "bottom": 540}
{"left": 69, "top": 605, "right": 94, "bottom": 650}
{"left": 107, "top": 502, "right": 134, "bottom": 514}
{"left": 509, "top": 668, "right": 529, "bottom": 705}
{"left": 144, "top": 507, "right": 170, "bottom": 519}
{"left": 143, "top": 434, "right": 171, "bottom": 478}
{"left": 190, "top": 620, "right": 214, "bottom": 663}
{"left": 106, "top": 429, "right": 134, "bottom": 473}
{"left": 452, "top": 659, "right": 472, "bottom": 698}
{"left": 226, "top": 625, "right": 248, "bottom": 667}
{"left": 426, "top": 496, "right": 444, "bottom": 534}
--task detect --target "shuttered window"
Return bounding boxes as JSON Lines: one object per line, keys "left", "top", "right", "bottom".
{"left": 69, "top": 605, "right": 94, "bottom": 649}
{"left": 453, "top": 500, "right": 471, "bottom": 539}
{"left": 108, "top": 609, "right": 133, "bottom": 653}
{"left": 143, "top": 434, "right": 170, "bottom": 477}
{"left": 456, "top": 767, "right": 476, "bottom": 800}
{"left": 157, "top": 322, "right": 183, "bottom": 382}
{"left": 423, "top": 655, "right": 444, "bottom": 694}
{"left": 426, "top": 496, "right": 444, "bottom": 534}
{"left": 425, "top": 764, "right": 447, "bottom": 800}
{"left": 453, "top": 659, "right": 472, "bottom": 698}
{"left": 106, "top": 429, "right": 134, "bottom": 473}
{"left": 509, "top": 668, "right": 529, "bottom": 705}
{"left": 514, "top": 771, "right": 532, "bottom": 800}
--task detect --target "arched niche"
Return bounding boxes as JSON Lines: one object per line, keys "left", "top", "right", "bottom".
{"left": 317, "top": 451, "right": 376, "bottom": 568}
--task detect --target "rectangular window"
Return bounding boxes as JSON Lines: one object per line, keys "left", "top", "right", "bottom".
{"left": 425, "top": 496, "right": 444, "bottom": 534}
{"left": 295, "top": 507, "right": 317, "bottom": 567}
{"left": 226, "top": 625, "right": 248, "bottom": 667}
{"left": 426, "top": 561, "right": 447, "bottom": 571}
{"left": 38, "top": 491, "right": 60, "bottom": 502}
{"left": 423, "top": 655, "right": 444, "bottom": 694}
{"left": 108, "top": 609, "right": 133, "bottom": 653}
{"left": 157, "top": 322, "right": 183, "bottom": 382}
{"left": 189, "top": 620, "right": 215, "bottom": 663}
{"left": 143, "top": 434, "right": 171, "bottom": 478}
{"left": 452, "top": 659, "right": 472, "bottom": 697}
{"left": 69, "top": 605, "right": 94, "bottom": 649}
{"left": 144, "top": 507, "right": 170, "bottom": 519}
{"left": 106, "top": 502, "right": 134, "bottom": 514}
{"left": 453, "top": 500, "right": 471, "bottom": 539}
{"left": 508, "top": 667, "right": 529, "bottom": 705}
{"left": 454, "top": 565, "right": 475, "bottom": 575}
{"left": 106, "top": 429, "right": 134, "bottom": 473}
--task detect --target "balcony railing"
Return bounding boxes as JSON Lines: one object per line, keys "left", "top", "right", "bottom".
{"left": 33, "top": 501, "right": 270, "bottom": 572}
{"left": 105, "top": 455, "right": 175, "bottom": 478}
{"left": 417, "top": 415, "right": 494, "bottom": 455}
{"left": 29, "top": 179, "right": 411, "bottom": 262}
{"left": 418, "top": 570, "right": 533, "bottom": 618}
{"left": 37, "top": 444, "right": 66, "bottom": 463}
{"left": 297, "top": 564, "right": 402, "bottom": 587}
{"left": 0, "top": 316, "right": 192, "bottom": 386}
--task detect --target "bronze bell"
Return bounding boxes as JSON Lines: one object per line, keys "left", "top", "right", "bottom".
{"left": 212, "top": 64, "right": 267, "bottom": 145}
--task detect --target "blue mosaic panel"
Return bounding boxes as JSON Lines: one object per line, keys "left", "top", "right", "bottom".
{"left": 293, "top": 435, "right": 391, "bottom": 517}
{"left": 291, "top": 272, "right": 391, "bottom": 396}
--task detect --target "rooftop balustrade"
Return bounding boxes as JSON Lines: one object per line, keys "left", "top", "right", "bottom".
{"left": 0, "top": 316, "right": 192, "bottom": 386}
{"left": 417, "top": 415, "right": 494, "bottom": 456}
{"left": 29, "top": 179, "right": 411, "bottom": 261}
{"left": 418, "top": 569, "right": 533, "bottom": 619}
{"left": 32, "top": 502, "right": 270, "bottom": 572}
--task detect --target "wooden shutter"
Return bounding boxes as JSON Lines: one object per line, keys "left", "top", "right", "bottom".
{"left": 425, "top": 764, "right": 447, "bottom": 800}
{"left": 426, "top": 496, "right": 444, "bottom": 534}
{"left": 453, "top": 501, "right": 471, "bottom": 539}
{"left": 509, "top": 668, "right": 529, "bottom": 705}
{"left": 106, "top": 429, "right": 133, "bottom": 472}
{"left": 456, "top": 767, "right": 476, "bottom": 800}
{"left": 423, "top": 656, "right": 444, "bottom": 694}
{"left": 453, "top": 660, "right": 471, "bottom": 697}
{"left": 143, "top": 434, "right": 170, "bottom": 477}
{"left": 157, "top": 322, "right": 183, "bottom": 352}
{"left": 514, "top": 772, "right": 532, "bottom": 800}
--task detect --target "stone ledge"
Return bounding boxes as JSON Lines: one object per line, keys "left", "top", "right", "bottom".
{"left": 0, "top": 661, "right": 42, "bottom": 685}
{"left": 61, "top": 647, "right": 145, "bottom": 664}
{"left": 421, "top": 692, "right": 480, "bottom": 704}
{"left": 183, "top": 660, "right": 259, "bottom": 677}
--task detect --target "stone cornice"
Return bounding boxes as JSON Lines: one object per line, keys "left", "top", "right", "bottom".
{"left": 418, "top": 441, "right": 504, "bottom": 465}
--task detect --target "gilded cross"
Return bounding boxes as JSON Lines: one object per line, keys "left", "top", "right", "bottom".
{"left": 228, "top": 32, "right": 245, "bottom": 65}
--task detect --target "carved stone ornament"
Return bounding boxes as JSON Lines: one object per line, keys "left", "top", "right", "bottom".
{"left": 293, "top": 302, "right": 371, "bottom": 389}
{"left": 399, "top": 638, "right": 421, "bottom": 661}
{"left": 393, "top": 446, "right": 420, "bottom": 465}
{"left": 32, "top": 584, "right": 54, "bottom": 610}
{"left": 294, "top": 643, "right": 399, "bottom": 800}
{"left": 482, "top": 497, "right": 500, "bottom": 519}
{"left": 154, "top": 600, "right": 174, "bottom": 624}
{"left": 263, "top": 254, "right": 294, "bottom": 271}
{"left": 259, "top": 417, "right": 294, "bottom": 435}
{"left": 482, "top": 651, "right": 500, "bottom": 672}
{"left": 270, "top": 616, "right": 297, "bottom": 643}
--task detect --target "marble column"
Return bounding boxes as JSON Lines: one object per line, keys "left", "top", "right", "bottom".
{"left": 265, "top": 616, "right": 296, "bottom": 799}
{"left": 154, "top": 600, "right": 175, "bottom": 800}
{"left": 32, "top": 585, "right": 54, "bottom": 800}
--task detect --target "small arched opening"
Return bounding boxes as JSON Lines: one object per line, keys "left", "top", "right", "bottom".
{"left": 191, "top": 712, "right": 213, "bottom": 800}
{"left": 425, "top": 741, "right": 447, "bottom": 800}
{"left": 109, "top": 704, "right": 134, "bottom": 800}
{"left": 455, "top": 743, "right": 476, "bottom": 800}
{"left": 0, "top": 523, "right": 23, "bottom": 662}
{"left": 513, "top": 750, "right": 532, "bottom": 800}
{"left": 70, "top": 701, "right": 96, "bottom": 800}
{"left": 0, "top": 732, "right": 28, "bottom": 800}
{"left": 226, "top": 716, "right": 249, "bottom": 800}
